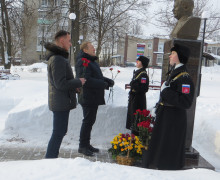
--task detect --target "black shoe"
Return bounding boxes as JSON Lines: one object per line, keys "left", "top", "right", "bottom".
{"left": 78, "top": 147, "right": 94, "bottom": 156}
{"left": 88, "top": 145, "right": 99, "bottom": 153}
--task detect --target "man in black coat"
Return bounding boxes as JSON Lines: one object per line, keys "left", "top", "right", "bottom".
{"left": 76, "top": 41, "right": 114, "bottom": 156}
{"left": 45, "top": 30, "right": 86, "bottom": 158}
{"left": 146, "top": 43, "right": 194, "bottom": 170}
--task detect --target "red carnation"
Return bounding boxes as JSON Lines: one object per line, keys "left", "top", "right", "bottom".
{"left": 126, "top": 133, "right": 130, "bottom": 137}
{"left": 82, "top": 58, "right": 90, "bottom": 67}
{"left": 133, "top": 108, "right": 154, "bottom": 147}
{"left": 131, "top": 134, "right": 135, "bottom": 139}
{"left": 136, "top": 109, "right": 141, "bottom": 113}
{"left": 83, "top": 63, "right": 88, "bottom": 67}
{"left": 142, "top": 109, "right": 150, "bottom": 117}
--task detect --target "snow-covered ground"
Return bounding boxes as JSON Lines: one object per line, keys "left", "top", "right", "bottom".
{"left": 0, "top": 63, "right": 219, "bottom": 179}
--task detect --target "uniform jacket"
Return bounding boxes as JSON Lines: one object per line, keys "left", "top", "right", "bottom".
{"left": 76, "top": 50, "right": 111, "bottom": 106}
{"left": 147, "top": 64, "right": 194, "bottom": 170}
{"left": 45, "top": 42, "right": 82, "bottom": 111}
{"left": 126, "top": 68, "right": 149, "bottom": 130}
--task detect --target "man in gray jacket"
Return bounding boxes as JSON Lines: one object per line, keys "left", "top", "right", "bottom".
{"left": 44, "top": 30, "right": 86, "bottom": 158}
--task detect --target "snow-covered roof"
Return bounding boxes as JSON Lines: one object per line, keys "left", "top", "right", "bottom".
{"left": 212, "top": 54, "right": 220, "bottom": 60}
{"left": 205, "top": 39, "right": 220, "bottom": 45}
{"left": 111, "top": 55, "right": 121, "bottom": 58}
{"left": 153, "top": 51, "right": 164, "bottom": 54}
{"left": 203, "top": 52, "right": 220, "bottom": 60}
{"left": 128, "top": 34, "right": 169, "bottom": 40}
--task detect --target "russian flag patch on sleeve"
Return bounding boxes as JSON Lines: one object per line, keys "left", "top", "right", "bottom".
{"left": 141, "top": 77, "right": 146, "bottom": 83}
{"left": 182, "top": 84, "right": 190, "bottom": 94}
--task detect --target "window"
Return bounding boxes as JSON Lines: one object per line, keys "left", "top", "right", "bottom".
{"left": 54, "top": 0, "right": 60, "bottom": 6}
{"left": 62, "top": 0, "right": 68, "bottom": 5}
{"left": 38, "top": 11, "right": 47, "bottom": 18}
{"left": 37, "top": 36, "right": 51, "bottom": 50}
{"left": 37, "top": 37, "right": 45, "bottom": 46}
{"left": 217, "top": 47, "right": 220, "bottom": 56}
{"left": 147, "top": 56, "right": 151, "bottom": 61}
{"left": 212, "top": 47, "right": 217, "bottom": 55}
{"left": 158, "top": 43, "right": 164, "bottom": 52}
{"left": 156, "top": 54, "right": 163, "bottom": 65}
{"left": 207, "top": 47, "right": 212, "bottom": 53}
{"left": 37, "top": 24, "right": 51, "bottom": 50}
{"left": 41, "top": 0, "right": 48, "bottom": 6}
{"left": 38, "top": 25, "right": 49, "bottom": 35}
{"left": 147, "top": 43, "right": 152, "bottom": 49}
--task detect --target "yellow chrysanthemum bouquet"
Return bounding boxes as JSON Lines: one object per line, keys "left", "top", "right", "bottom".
{"left": 108, "top": 133, "right": 144, "bottom": 160}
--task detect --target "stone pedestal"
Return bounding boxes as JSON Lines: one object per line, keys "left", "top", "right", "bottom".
{"left": 184, "top": 148, "right": 215, "bottom": 170}
{"left": 161, "top": 38, "right": 202, "bottom": 151}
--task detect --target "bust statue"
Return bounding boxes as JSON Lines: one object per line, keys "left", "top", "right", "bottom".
{"left": 170, "top": 0, "right": 201, "bottom": 40}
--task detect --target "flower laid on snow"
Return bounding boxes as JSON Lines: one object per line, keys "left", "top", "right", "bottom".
{"left": 108, "top": 133, "right": 144, "bottom": 159}
{"left": 133, "top": 109, "right": 154, "bottom": 148}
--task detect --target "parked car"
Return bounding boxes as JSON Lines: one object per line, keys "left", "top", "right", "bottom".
{"left": 125, "top": 62, "right": 136, "bottom": 67}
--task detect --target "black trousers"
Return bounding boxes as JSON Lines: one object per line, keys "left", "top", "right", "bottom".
{"left": 45, "top": 111, "right": 69, "bottom": 158}
{"left": 79, "top": 105, "right": 98, "bottom": 148}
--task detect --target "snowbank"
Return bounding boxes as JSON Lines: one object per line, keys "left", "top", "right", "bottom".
{"left": 0, "top": 158, "right": 219, "bottom": 180}
{"left": 0, "top": 69, "right": 130, "bottom": 148}
{"left": 0, "top": 63, "right": 220, "bottom": 172}
{"left": 192, "top": 64, "right": 220, "bottom": 170}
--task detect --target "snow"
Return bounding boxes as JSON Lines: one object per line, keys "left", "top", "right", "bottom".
{"left": 0, "top": 158, "right": 219, "bottom": 180}
{"left": 0, "top": 62, "right": 220, "bottom": 179}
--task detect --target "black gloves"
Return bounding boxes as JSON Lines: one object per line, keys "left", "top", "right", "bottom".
{"left": 108, "top": 79, "right": 115, "bottom": 87}
{"left": 104, "top": 79, "right": 114, "bottom": 90}
{"left": 104, "top": 82, "right": 109, "bottom": 90}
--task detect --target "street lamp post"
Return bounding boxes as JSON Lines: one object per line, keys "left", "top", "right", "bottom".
{"left": 198, "top": 11, "right": 209, "bottom": 97}
{"left": 69, "top": 13, "right": 76, "bottom": 63}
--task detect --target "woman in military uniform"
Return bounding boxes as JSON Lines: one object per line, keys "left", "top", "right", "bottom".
{"left": 146, "top": 43, "right": 195, "bottom": 170}
{"left": 126, "top": 56, "right": 150, "bottom": 135}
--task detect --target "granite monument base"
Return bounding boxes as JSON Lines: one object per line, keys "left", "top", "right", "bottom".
{"left": 184, "top": 147, "right": 215, "bottom": 170}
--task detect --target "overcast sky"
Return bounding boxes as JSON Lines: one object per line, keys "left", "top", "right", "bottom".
{"left": 211, "top": 0, "right": 220, "bottom": 10}
{"left": 142, "top": 0, "right": 220, "bottom": 36}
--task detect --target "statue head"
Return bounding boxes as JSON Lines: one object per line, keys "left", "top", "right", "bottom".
{"left": 173, "top": 0, "right": 194, "bottom": 20}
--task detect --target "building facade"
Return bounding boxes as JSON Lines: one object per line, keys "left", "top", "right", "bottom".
{"left": 21, "top": 0, "right": 69, "bottom": 65}
{"left": 116, "top": 34, "right": 168, "bottom": 67}
{"left": 206, "top": 42, "right": 220, "bottom": 56}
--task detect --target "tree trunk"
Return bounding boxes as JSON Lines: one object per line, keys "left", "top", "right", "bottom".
{"left": 0, "top": 0, "right": 12, "bottom": 69}
{"left": 0, "top": 37, "right": 5, "bottom": 66}
{"left": 96, "top": 1, "right": 105, "bottom": 61}
{"left": 96, "top": 32, "right": 102, "bottom": 61}
{"left": 69, "top": 0, "right": 80, "bottom": 67}
{"left": 81, "top": 0, "right": 88, "bottom": 42}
